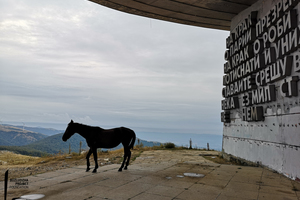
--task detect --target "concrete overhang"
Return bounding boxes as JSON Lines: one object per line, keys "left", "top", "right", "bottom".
{"left": 88, "top": 0, "right": 258, "bottom": 31}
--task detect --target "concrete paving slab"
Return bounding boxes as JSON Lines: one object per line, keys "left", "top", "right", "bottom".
{"left": 145, "top": 185, "right": 184, "bottom": 197}
{"left": 259, "top": 185, "right": 297, "bottom": 196}
{"left": 197, "top": 178, "right": 229, "bottom": 188}
{"left": 29, "top": 178, "right": 63, "bottom": 187}
{"left": 132, "top": 175, "right": 168, "bottom": 185}
{"left": 65, "top": 184, "right": 111, "bottom": 198}
{"left": 258, "top": 191, "right": 298, "bottom": 200}
{"left": 55, "top": 167, "right": 87, "bottom": 174}
{"left": 204, "top": 173, "right": 233, "bottom": 181}
{"left": 219, "top": 187, "right": 258, "bottom": 199}
{"left": 159, "top": 179, "right": 195, "bottom": 189}
{"left": 216, "top": 193, "right": 257, "bottom": 200}
{"left": 131, "top": 192, "right": 173, "bottom": 200}
{"left": 125, "top": 169, "right": 155, "bottom": 177}
{"left": 41, "top": 193, "right": 91, "bottom": 200}
{"left": 107, "top": 172, "right": 143, "bottom": 181}
{"left": 234, "top": 170, "right": 263, "bottom": 178}
{"left": 95, "top": 178, "right": 130, "bottom": 188}
{"left": 30, "top": 180, "right": 84, "bottom": 194}
{"left": 176, "top": 184, "right": 221, "bottom": 200}
{"left": 101, "top": 182, "right": 154, "bottom": 200}
{"left": 261, "top": 176, "right": 293, "bottom": 188}
{"left": 210, "top": 166, "right": 237, "bottom": 174}
{"left": 230, "top": 175, "right": 262, "bottom": 184}
{"left": 71, "top": 174, "right": 107, "bottom": 185}
{"left": 33, "top": 171, "right": 66, "bottom": 179}
{"left": 89, "top": 197, "right": 107, "bottom": 200}
{"left": 178, "top": 165, "right": 214, "bottom": 175}
{"left": 226, "top": 181, "right": 260, "bottom": 191}
{"left": 22, "top": 175, "right": 47, "bottom": 183}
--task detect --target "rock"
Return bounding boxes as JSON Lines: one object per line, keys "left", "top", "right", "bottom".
{"left": 0, "top": 160, "right": 7, "bottom": 165}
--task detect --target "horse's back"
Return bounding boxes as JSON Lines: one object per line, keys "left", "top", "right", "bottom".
{"left": 103, "top": 127, "right": 135, "bottom": 135}
{"left": 89, "top": 127, "right": 134, "bottom": 149}
{"left": 120, "top": 127, "right": 135, "bottom": 134}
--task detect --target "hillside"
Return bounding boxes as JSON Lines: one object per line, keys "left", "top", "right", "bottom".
{"left": 25, "top": 133, "right": 88, "bottom": 154}
{"left": 0, "top": 146, "right": 47, "bottom": 157}
{"left": 14, "top": 125, "right": 63, "bottom": 136}
{"left": 0, "top": 132, "right": 161, "bottom": 156}
{"left": 25, "top": 133, "right": 161, "bottom": 154}
{"left": 0, "top": 124, "right": 162, "bottom": 156}
{"left": 0, "top": 138, "right": 13, "bottom": 146}
{"left": 0, "top": 125, "right": 47, "bottom": 146}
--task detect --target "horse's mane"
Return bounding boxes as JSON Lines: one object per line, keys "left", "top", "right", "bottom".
{"left": 73, "top": 122, "right": 103, "bottom": 130}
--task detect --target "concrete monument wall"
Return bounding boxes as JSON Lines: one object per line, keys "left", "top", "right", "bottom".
{"left": 221, "top": 0, "right": 300, "bottom": 180}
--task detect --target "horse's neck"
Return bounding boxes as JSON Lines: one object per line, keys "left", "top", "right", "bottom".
{"left": 74, "top": 123, "right": 89, "bottom": 139}
{"left": 74, "top": 123, "right": 101, "bottom": 139}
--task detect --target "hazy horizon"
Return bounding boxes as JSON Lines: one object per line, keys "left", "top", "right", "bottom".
{"left": 2, "top": 121, "right": 223, "bottom": 150}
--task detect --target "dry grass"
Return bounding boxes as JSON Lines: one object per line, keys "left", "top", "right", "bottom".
{"left": 0, "top": 151, "right": 40, "bottom": 165}
{"left": 0, "top": 146, "right": 222, "bottom": 181}
{"left": 0, "top": 147, "right": 144, "bottom": 181}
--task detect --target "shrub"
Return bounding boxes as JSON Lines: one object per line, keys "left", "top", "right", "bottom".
{"left": 135, "top": 143, "right": 144, "bottom": 149}
{"left": 164, "top": 142, "right": 175, "bottom": 149}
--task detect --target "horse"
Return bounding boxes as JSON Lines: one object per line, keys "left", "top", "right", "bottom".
{"left": 62, "top": 120, "right": 136, "bottom": 173}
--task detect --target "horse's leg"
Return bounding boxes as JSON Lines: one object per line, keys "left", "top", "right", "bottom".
{"left": 124, "top": 150, "right": 131, "bottom": 170}
{"left": 118, "top": 150, "right": 128, "bottom": 172}
{"left": 86, "top": 149, "right": 92, "bottom": 172}
{"left": 92, "top": 148, "right": 98, "bottom": 173}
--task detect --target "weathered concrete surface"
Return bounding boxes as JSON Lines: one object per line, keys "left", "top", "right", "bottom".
{"left": 88, "top": 0, "right": 258, "bottom": 30}
{"left": 1, "top": 150, "right": 300, "bottom": 200}
{"left": 223, "top": 0, "right": 300, "bottom": 180}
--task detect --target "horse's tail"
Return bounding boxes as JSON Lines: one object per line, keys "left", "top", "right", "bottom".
{"left": 129, "top": 130, "right": 136, "bottom": 150}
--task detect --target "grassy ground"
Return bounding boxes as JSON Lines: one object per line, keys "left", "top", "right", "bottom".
{"left": 0, "top": 145, "right": 223, "bottom": 181}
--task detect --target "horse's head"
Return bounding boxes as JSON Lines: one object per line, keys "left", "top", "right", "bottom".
{"left": 62, "top": 120, "right": 76, "bottom": 142}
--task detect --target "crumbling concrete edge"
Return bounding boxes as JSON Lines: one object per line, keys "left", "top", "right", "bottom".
{"left": 222, "top": 152, "right": 260, "bottom": 167}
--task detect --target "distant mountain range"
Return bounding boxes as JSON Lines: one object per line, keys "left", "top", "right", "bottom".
{"left": 0, "top": 124, "right": 161, "bottom": 156}
{"left": 0, "top": 125, "right": 47, "bottom": 146}
{"left": 11, "top": 125, "right": 63, "bottom": 136}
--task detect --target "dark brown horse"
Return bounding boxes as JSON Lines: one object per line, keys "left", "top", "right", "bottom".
{"left": 62, "top": 120, "right": 136, "bottom": 173}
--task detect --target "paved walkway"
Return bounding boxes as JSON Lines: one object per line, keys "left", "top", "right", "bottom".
{"left": 1, "top": 150, "right": 300, "bottom": 200}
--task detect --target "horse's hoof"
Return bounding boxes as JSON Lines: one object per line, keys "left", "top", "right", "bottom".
{"left": 124, "top": 166, "right": 128, "bottom": 170}
{"left": 86, "top": 168, "right": 90, "bottom": 172}
{"left": 118, "top": 168, "right": 122, "bottom": 172}
{"left": 92, "top": 169, "right": 97, "bottom": 173}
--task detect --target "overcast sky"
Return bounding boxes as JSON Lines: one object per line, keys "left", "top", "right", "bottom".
{"left": 0, "top": 0, "right": 228, "bottom": 135}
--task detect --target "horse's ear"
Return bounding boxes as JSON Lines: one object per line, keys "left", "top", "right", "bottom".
{"left": 71, "top": 120, "right": 74, "bottom": 123}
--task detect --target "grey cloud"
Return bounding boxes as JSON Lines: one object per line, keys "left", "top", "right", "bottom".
{"left": 0, "top": 0, "right": 228, "bottom": 135}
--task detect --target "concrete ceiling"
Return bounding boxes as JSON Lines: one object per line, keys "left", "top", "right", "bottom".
{"left": 88, "top": 0, "right": 258, "bottom": 31}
